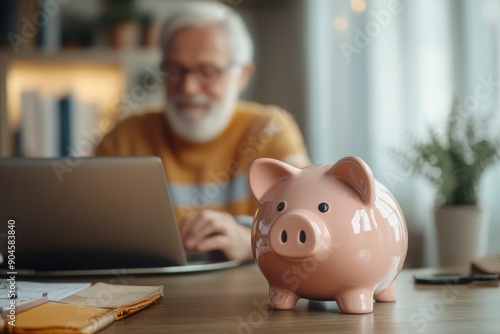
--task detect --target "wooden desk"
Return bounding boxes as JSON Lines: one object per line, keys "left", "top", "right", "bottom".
{"left": 50, "top": 264, "right": 500, "bottom": 333}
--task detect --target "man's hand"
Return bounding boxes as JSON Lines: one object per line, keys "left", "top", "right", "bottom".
{"left": 180, "top": 210, "right": 253, "bottom": 261}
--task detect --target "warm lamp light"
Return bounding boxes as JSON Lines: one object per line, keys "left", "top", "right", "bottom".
{"left": 333, "top": 16, "right": 349, "bottom": 32}
{"left": 350, "top": 0, "right": 367, "bottom": 13}
{"left": 6, "top": 61, "right": 124, "bottom": 132}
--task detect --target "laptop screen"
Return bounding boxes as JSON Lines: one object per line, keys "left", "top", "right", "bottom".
{"left": 0, "top": 156, "right": 187, "bottom": 273}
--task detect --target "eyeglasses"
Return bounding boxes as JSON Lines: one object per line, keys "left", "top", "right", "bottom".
{"left": 161, "top": 61, "right": 235, "bottom": 85}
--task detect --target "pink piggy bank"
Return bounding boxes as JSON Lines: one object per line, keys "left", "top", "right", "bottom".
{"left": 248, "top": 156, "right": 408, "bottom": 314}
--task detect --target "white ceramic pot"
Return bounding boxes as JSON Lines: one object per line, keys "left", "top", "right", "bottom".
{"left": 435, "top": 205, "right": 488, "bottom": 267}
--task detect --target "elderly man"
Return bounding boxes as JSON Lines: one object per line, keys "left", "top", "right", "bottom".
{"left": 95, "top": 2, "right": 310, "bottom": 261}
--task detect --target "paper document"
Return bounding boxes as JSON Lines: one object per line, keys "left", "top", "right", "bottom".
{"left": 0, "top": 281, "right": 91, "bottom": 309}
{"left": 61, "top": 282, "right": 163, "bottom": 319}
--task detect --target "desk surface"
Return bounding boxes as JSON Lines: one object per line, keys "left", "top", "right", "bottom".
{"left": 51, "top": 264, "right": 500, "bottom": 333}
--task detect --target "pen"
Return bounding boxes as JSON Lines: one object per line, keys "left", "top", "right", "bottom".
{"left": 0, "top": 293, "right": 49, "bottom": 318}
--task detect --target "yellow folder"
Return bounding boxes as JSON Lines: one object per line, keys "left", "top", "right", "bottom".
{"left": 3, "top": 282, "right": 163, "bottom": 334}
{"left": 7, "top": 302, "right": 115, "bottom": 334}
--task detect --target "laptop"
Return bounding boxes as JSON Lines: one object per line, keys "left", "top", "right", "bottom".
{"left": 0, "top": 156, "right": 241, "bottom": 276}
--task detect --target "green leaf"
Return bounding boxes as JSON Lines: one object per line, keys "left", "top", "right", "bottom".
{"left": 392, "top": 100, "right": 500, "bottom": 206}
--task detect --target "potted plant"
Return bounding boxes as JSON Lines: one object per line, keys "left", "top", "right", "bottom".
{"left": 140, "top": 13, "right": 162, "bottom": 48}
{"left": 395, "top": 101, "right": 500, "bottom": 266}
{"left": 101, "top": 0, "right": 141, "bottom": 50}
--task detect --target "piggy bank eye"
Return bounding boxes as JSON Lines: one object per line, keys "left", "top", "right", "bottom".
{"left": 318, "top": 202, "right": 329, "bottom": 213}
{"left": 277, "top": 202, "right": 286, "bottom": 212}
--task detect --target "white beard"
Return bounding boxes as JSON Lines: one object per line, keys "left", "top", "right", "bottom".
{"left": 164, "top": 71, "right": 240, "bottom": 143}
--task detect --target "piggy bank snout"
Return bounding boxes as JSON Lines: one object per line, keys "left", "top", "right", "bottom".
{"left": 269, "top": 212, "right": 324, "bottom": 259}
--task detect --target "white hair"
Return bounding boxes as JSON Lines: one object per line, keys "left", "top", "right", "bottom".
{"left": 160, "top": 1, "right": 253, "bottom": 64}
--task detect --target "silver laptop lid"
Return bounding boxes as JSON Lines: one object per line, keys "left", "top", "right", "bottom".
{"left": 0, "top": 156, "right": 188, "bottom": 273}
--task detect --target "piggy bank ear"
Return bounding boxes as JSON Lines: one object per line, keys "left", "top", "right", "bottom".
{"left": 248, "top": 158, "right": 300, "bottom": 203}
{"left": 328, "top": 156, "right": 375, "bottom": 204}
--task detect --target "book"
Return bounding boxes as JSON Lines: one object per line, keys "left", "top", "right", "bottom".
{"left": 0, "top": 0, "right": 17, "bottom": 49}
{"left": 19, "top": 90, "right": 39, "bottom": 157}
{"left": 14, "top": 0, "right": 39, "bottom": 52}
{"left": 19, "top": 91, "right": 60, "bottom": 157}
{"left": 39, "top": 93, "right": 60, "bottom": 157}
{"left": 59, "top": 92, "right": 75, "bottom": 157}
{"left": 37, "top": 0, "right": 61, "bottom": 52}
{"left": 19, "top": 89, "right": 102, "bottom": 158}
{"left": 72, "top": 102, "right": 100, "bottom": 157}
{"left": 60, "top": 92, "right": 102, "bottom": 157}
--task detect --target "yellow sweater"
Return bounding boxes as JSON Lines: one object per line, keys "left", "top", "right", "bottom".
{"left": 95, "top": 101, "right": 310, "bottom": 224}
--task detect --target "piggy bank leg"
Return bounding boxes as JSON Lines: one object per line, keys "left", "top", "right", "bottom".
{"left": 335, "top": 289, "right": 374, "bottom": 314}
{"left": 374, "top": 281, "right": 397, "bottom": 302}
{"left": 268, "top": 286, "right": 300, "bottom": 310}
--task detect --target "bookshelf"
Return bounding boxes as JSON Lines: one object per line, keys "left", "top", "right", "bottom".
{"left": 0, "top": 0, "right": 165, "bottom": 157}
{"left": 0, "top": 48, "right": 162, "bottom": 157}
